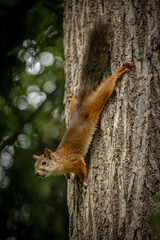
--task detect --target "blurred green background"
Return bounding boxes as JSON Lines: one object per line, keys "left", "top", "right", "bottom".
{"left": 0, "top": 0, "right": 69, "bottom": 239}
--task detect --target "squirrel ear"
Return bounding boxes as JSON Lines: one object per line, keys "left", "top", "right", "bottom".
{"left": 33, "top": 155, "right": 39, "bottom": 161}
{"left": 44, "top": 148, "right": 52, "bottom": 157}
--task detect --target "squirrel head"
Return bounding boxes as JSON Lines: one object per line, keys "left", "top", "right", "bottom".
{"left": 33, "top": 148, "right": 63, "bottom": 178}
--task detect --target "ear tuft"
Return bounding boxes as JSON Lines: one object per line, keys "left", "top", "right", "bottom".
{"left": 33, "top": 155, "right": 39, "bottom": 161}
{"left": 44, "top": 148, "right": 52, "bottom": 157}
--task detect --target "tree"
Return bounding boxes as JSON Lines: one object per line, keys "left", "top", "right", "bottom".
{"left": 63, "top": 0, "right": 160, "bottom": 239}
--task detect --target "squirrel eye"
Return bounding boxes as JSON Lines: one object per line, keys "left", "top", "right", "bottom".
{"left": 42, "top": 161, "right": 47, "bottom": 165}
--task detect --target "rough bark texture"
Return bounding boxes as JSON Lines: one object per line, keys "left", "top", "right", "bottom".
{"left": 63, "top": 0, "right": 160, "bottom": 239}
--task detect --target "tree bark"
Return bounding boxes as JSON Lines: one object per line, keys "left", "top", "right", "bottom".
{"left": 63, "top": 0, "right": 160, "bottom": 239}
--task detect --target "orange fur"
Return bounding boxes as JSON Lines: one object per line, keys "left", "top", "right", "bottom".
{"left": 34, "top": 62, "right": 133, "bottom": 191}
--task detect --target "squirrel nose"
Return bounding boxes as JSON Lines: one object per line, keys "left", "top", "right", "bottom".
{"left": 35, "top": 172, "right": 40, "bottom": 176}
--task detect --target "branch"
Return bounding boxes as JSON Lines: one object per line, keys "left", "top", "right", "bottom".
{"left": 0, "top": 88, "right": 58, "bottom": 152}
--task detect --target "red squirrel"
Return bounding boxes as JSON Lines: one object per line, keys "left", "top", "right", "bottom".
{"left": 33, "top": 19, "right": 133, "bottom": 191}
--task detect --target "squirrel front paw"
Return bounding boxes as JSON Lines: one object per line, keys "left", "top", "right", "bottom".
{"left": 123, "top": 62, "right": 133, "bottom": 69}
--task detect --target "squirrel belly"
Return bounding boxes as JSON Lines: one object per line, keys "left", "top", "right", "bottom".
{"left": 33, "top": 18, "right": 133, "bottom": 191}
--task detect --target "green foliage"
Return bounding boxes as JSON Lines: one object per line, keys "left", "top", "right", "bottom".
{"left": 0, "top": 0, "right": 69, "bottom": 239}
{"left": 145, "top": 194, "right": 160, "bottom": 233}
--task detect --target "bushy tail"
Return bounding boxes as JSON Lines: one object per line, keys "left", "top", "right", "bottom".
{"left": 78, "top": 18, "right": 110, "bottom": 102}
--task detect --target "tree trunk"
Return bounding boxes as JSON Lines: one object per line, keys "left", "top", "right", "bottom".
{"left": 63, "top": 0, "right": 160, "bottom": 239}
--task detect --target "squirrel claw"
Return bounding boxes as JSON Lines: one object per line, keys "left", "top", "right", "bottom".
{"left": 123, "top": 62, "right": 133, "bottom": 69}
{"left": 82, "top": 182, "right": 87, "bottom": 192}
{"left": 68, "top": 93, "right": 74, "bottom": 102}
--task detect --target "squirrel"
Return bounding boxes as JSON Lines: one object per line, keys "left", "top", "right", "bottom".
{"left": 33, "top": 19, "right": 133, "bottom": 191}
